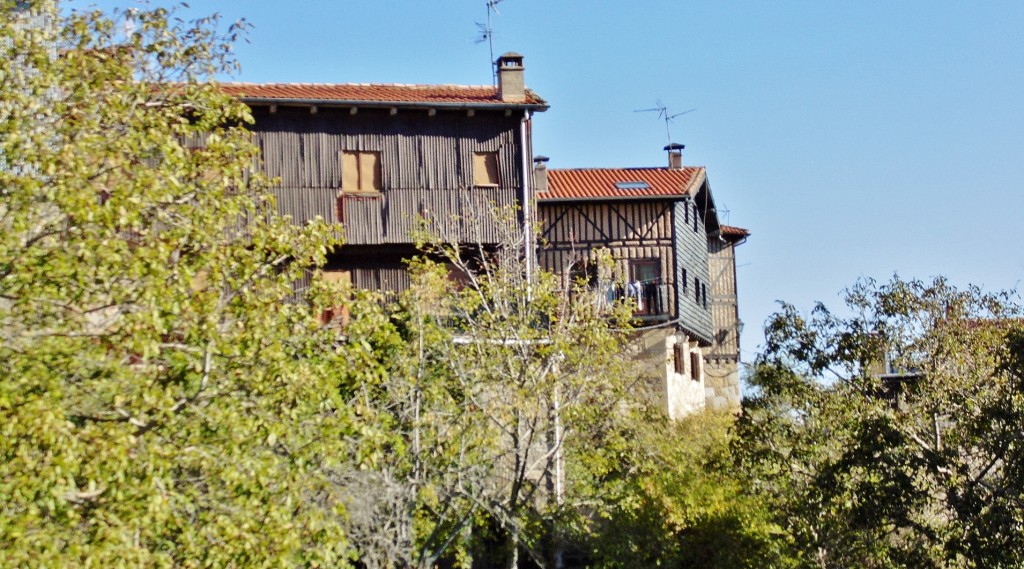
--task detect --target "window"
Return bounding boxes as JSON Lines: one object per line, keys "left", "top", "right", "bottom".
{"left": 341, "top": 150, "right": 381, "bottom": 193}
{"left": 629, "top": 259, "right": 661, "bottom": 316}
{"left": 694, "top": 276, "right": 701, "bottom": 304}
{"left": 701, "top": 283, "right": 708, "bottom": 309}
{"left": 614, "top": 181, "right": 650, "bottom": 190}
{"left": 681, "top": 267, "right": 687, "bottom": 292}
{"left": 319, "top": 269, "right": 352, "bottom": 326}
{"left": 690, "top": 351, "right": 701, "bottom": 381}
{"left": 692, "top": 203, "right": 699, "bottom": 232}
{"left": 673, "top": 343, "right": 685, "bottom": 375}
{"left": 473, "top": 151, "right": 500, "bottom": 186}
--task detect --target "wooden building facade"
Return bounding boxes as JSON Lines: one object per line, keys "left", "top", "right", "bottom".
{"left": 535, "top": 149, "right": 736, "bottom": 419}
{"left": 705, "top": 225, "right": 749, "bottom": 412}
{"left": 220, "top": 53, "right": 547, "bottom": 294}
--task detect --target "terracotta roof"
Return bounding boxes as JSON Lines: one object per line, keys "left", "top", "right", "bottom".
{"left": 720, "top": 225, "right": 750, "bottom": 237}
{"left": 218, "top": 83, "right": 547, "bottom": 109}
{"left": 539, "top": 167, "right": 706, "bottom": 202}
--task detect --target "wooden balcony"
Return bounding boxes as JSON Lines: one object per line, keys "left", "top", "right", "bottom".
{"left": 575, "top": 280, "right": 673, "bottom": 323}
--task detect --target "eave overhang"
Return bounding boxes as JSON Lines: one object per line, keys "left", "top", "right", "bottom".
{"left": 237, "top": 96, "right": 549, "bottom": 113}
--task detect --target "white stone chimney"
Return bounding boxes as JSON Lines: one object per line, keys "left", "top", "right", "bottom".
{"left": 497, "top": 52, "right": 526, "bottom": 103}
{"left": 664, "top": 143, "right": 685, "bottom": 170}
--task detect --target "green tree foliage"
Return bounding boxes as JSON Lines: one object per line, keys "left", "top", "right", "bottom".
{"left": 328, "top": 229, "right": 642, "bottom": 568}
{"left": 0, "top": 2, "right": 357, "bottom": 565}
{"left": 737, "top": 276, "right": 1024, "bottom": 568}
{"left": 570, "top": 408, "right": 790, "bottom": 568}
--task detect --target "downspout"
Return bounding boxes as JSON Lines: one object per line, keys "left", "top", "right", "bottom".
{"left": 520, "top": 110, "right": 534, "bottom": 292}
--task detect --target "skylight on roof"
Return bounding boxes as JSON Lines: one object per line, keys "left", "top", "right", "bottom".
{"left": 614, "top": 181, "right": 650, "bottom": 190}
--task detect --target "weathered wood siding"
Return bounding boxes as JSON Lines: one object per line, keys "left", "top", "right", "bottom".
{"left": 672, "top": 200, "right": 713, "bottom": 344}
{"left": 538, "top": 201, "right": 678, "bottom": 319}
{"left": 249, "top": 105, "right": 524, "bottom": 244}
{"left": 706, "top": 237, "right": 740, "bottom": 360}
{"left": 705, "top": 236, "right": 743, "bottom": 411}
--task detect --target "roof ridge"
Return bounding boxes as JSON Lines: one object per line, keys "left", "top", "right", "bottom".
{"left": 548, "top": 166, "right": 705, "bottom": 172}
{"left": 220, "top": 81, "right": 496, "bottom": 89}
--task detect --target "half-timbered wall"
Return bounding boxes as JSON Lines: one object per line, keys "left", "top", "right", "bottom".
{"left": 705, "top": 236, "right": 743, "bottom": 411}
{"left": 538, "top": 200, "right": 677, "bottom": 320}
{"left": 249, "top": 105, "right": 524, "bottom": 245}
{"left": 707, "top": 237, "right": 740, "bottom": 360}
{"left": 672, "top": 200, "right": 714, "bottom": 344}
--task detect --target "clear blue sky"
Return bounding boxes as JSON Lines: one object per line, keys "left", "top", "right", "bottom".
{"left": 68, "top": 0, "right": 1024, "bottom": 363}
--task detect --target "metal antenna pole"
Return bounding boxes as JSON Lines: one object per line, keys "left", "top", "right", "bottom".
{"left": 635, "top": 100, "right": 696, "bottom": 145}
{"left": 476, "top": 0, "right": 505, "bottom": 84}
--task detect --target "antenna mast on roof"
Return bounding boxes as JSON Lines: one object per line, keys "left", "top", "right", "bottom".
{"left": 635, "top": 100, "right": 696, "bottom": 144}
{"left": 475, "top": 0, "right": 505, "bottom": 85}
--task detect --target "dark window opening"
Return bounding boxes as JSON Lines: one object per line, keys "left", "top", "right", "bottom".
{"left": 628, "top": 259, "right": 663, "bottom": 316}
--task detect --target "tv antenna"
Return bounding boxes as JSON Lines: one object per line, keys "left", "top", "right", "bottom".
{"left": 635, "top": 100, "right": 696, "bottom": 144}
{"left": 475, "top": 0, "right": 505, "bottom": 84}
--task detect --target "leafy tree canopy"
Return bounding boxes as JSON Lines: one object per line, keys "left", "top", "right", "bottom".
{"left": 737, "top": 276, "right": 1024, "bottom": 568}
{"left": 1, "top": 2, "right": 358, "bottom": 566}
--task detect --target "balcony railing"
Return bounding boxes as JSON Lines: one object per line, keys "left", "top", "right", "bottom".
{"left": 575, "top": 280, "right": 672, "bottom": 321}
{"left": 625, "top": 280, "right": 671, "bottom": 319}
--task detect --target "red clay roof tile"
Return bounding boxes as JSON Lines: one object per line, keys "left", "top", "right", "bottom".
{"left": 218, "top": 83, "right": 547, "bottom": 108}
{"left": 539, "top": 167, "right": 706, "bottom": 201}
{"left": 720, "top": 225, "right": 750, "bottom": 237}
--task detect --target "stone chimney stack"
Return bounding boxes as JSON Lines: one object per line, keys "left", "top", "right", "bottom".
{"left": 664, "top": 143, "right": 685, "bottom": 169}
{"left": 533, "top": 155, "right": 549, "bottom": 193}
{"left": 497, "top": 52, "right": 526, "bottom": 103}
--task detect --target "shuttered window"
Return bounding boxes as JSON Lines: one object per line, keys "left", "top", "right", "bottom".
{"left": 341, "top": 151, "right": 381, "bottom": 193}
{"left": 673, "top": 343, "right": 685, "bottom": 375}
{"left": 473, "top": 151, "right": 500, "bottom": 186}
{"left": 690, "top": 351, "right": 701, "bottom": 381}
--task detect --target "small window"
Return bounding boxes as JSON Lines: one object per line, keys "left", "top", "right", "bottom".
{"left": 614, "top": 181, "right": 650, "bottom": 190}
{"left": 690, "top": 351, "right": 700, "bottom": 381}
{"left": 319, "top": 269, "right": 352, "bottom": 326}
{"left": 673, "top": 343, "right": 685, "bottom": 375}
{"left": 692, "top": 203, "right": 699, "bottom": 232}
{"left": 681, "top": 267, "right": 687, "bottom": 292}
{"left": 701, "top": 283, "right": 708, "bottom": 309}
{"left": 473, "top": 151, "right": 500, "bottom": 186}
{"left": 341, "top": 150, "right": 381, "bottom": 193}
{"left": 694, "top": 277, "right": 701, "bottom": 304}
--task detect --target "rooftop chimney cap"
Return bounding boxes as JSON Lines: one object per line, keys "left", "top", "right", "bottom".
{"left": 533, "top": 155, "right": 550, "bottom": 163}
{"left": 663, "top": 143, "right": 686, "bottom": 151}
{"left": 497, "top": 53, "right": 526, "bottom": 103}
